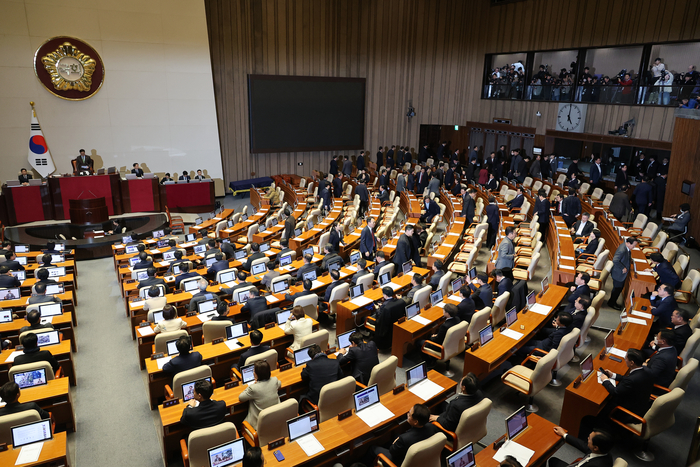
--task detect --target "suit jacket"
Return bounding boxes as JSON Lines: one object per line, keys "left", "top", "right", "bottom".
{"left": 457, "top": 296, "right": 476, "bottom": 323}
{"left": 133, "top": 260, "right": 153, "bottom": 270}
{"left": 614, "top": 171, "right": 629, "bottom": 188}
{"left": 283, "top": 217, "right": 295, "bottom": 241}
{"left": 427, "top": 178, "right": 440, "bottom": 196}
{"left": 581, "top": 238, "right": 599, "bottom": 255}
{"left": 338, "top": 341, "right": 379, "bottom": 385}
{"left": 342, "top": 160, "right": 353, "bottom": 175}
{"left": 179, "top": 175, "right": 191, "bottom": 181}
{"left": 508, "top": 194, "right": 524, "bottom": 209}
{"left": 207, "top": 260, "right": 230, "bottom": 276}
{"left": 562, "top": 195, "right": 581, "bottom": 220}
{"left": 653, "top": 260, "right": 681, "bottom": 288}
{"left": 388, "top": 424, "right": 439, "bottom": 466}
{"left": 462, "top": 195, "right": 475, "bottom": 222}
{"left": 356, "top": 155, "right": 365, "bottom": 171}
{"left": 375, "top": 298, "right": 406, "bottom": 349}
{"left": 646, "top": 346, "right": 678, "bottom": 388}
{"left": 610, "top": 243, "right": 631, "bottom": 283}
{"left": 138, "top": 276, "right": 169, "bottom": 293}
{"left": 634, "top": 182, "right": 653, "bottom": 206}
{"left": 175, "top": 271, "right": 201, "bottom": 289}
{"left": 422, "top": 201, "right": 440, "bottom": 222}
{"left": 603, "top": 367, "right": 654, "bottom": 417}
{"left": 13, "top": 348, "right": 60, "bottom": 372}
{"left": 239, "top": 377, "right": 281, "bottom": 428}
{"left": 534, "top": 198, "right": 551, "bottom": 226}
{"left": 355, "top": 184, "right": 369, "bottom": 202}
{"left": 393, "top": 234, "right": 413, "bottom": 268}
{"left": 495, "top": 237, "right": 515, "bottom": 269}
{"left": 561, "top": 434, "right": 614, "bottom": 467}
{"left": 609, "top": 192, "right": 630, "bottom": 221}
{"left": 0, "top": 260, "right": 24, "bottom": 271}
{"left": 300, "top": 354, "right": 345, "bottom": 404}
{"left": 429, "top": 270, "right": 444, "bottom": 291}
{"left": 0, "top": 274, "right": 20, "bottom": 288}
{"left": 569, "top": 309, "right": 587, "bottom": 330}
{"left": 378, "top": 190, "right": 390, "bottom": 204}
{"left": 497, "top": 278, "right": 513, "bottom": 297}
{"left": 27, "top": 294, "right": 61, "bottom": 305}
{"left": 284, "top": 289, "right": 314, "bottom": 303}
{"left": 241, "top": 296, "right": 268, "bottom": 319}
{"left": 406, "top": 173, "right": 415, "bottom": 191}
{"left": 324, "top": 280, "right": 345, "bottom": 302}
{"left": 539, "top": 326, "right": 569, "bottom": 352}
{"left": 415, "top": 171, "right": 427, "bottom": 194}
{"left": 650, "top": 295, "right": 677, "bottom": 329}
{"left": 75, "top": 155, "right": 92, "bottom": 170}
{"left": 672, "top": 324, "right": 693, "bottom": 354}
{"left": 319, "top": 188, "right": 332, "bottom": 209}
{"left": 571, "top": 220, "right": 594, "bottom": 239}
{"left": 162, "top": 352, "right": 203, "bottom": 378}
{"left": 237, "top": 344, "right": 271, "bottom": 370}
{"left": 590, "top": 163, "right": 603, "bottom": 184}
{"left": 436, "top": 390, "right": 484, "bottom": 432}
{"left": 330, "top": 159, "right": 339, "bottom": 175}
{"left": 180, "top": 399, "right": 227, "bottom": 430}
{"left": 396, "top": 174, "right": 406, "bottom": 193}
{"left": 486, "top": 178, "right": 499, "bottom": 191}
{"left": 470, "top": 283, "right": 493, "bottom": 309}
{"left": 131, "top": 168, "right": 144, "bottom": 177}
{"left": 565, "top": 284, "right": 591, "bottom": 311}
{"left": 485, "top": 204, "right": 499, "bottom": 230}
{"left": 431, "top": 316, "right": 460, "bottom": 345}
{"left": 18, "top": 174, "right": 33, "bottom": 184}
{"left": 243, "top": 252, "right": 265, "bottom": 271}
{"left": 19, "top": 322, "right": 54, "bottom": 334}
{"left": 669, "top": 211, "right": 690, "bottom": 231}
{"left": 0, "top": 401, "right": 50, "bottom": 420}
{"left": 295, "top": 263, "right": 318, "bottom": 281}
{"left": 333, "top": 177, "right": 342, "bottom": 197}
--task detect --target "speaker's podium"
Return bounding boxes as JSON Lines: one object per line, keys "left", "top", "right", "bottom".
{"left": 69, "top": 197, "right": 108, "bottom": 225}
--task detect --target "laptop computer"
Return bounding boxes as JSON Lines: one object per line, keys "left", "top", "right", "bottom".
{"left": 157, "top": 240, "right": 169, "bottom": 249}
{"left": 227, "top": 220, "right": 235, "bottom": 228}
{"left": 152, "top": 229, "right": 165, "bottom": 238}
{"left": 184, "top": 280, "right": 200, "bottom": 293}
{"left": 405, "top": 302, "right": 421, "bottom": 320}
{"left": 302, "top": 247, "right": 314, "bottom": 257}
{"left": 272, "top": 279, "right": 289, "bottom": 294}
{"left": 50, "top": 254, "right": 64, "bottom": 264}
{"left": 197, "top": 299, "right": 218, "bottom": 315}
{"left": 451, "top": 277, "right": 463, "bottom": 294}
{"left": 294, "top": 228, "right": 302, "bottom": 237}
{"left": 234, "top": 249, "right": 246, "bottom": 261}
{"left": 225, "top": 322, "right": 249, "bottom": 340}
{"left": 0, "top": 288, "right": 20, "bottom": 301}
{"left": 402, "top": 261, "right": 412, "bottom": 275}
{"left": 13, "top": 368, "right": 48, "bottom": 389}
{"left": 240, "top": 214, "right": 248, "bottom": 222}
{"left": 276, "top": 309, "right": 292, "bottom": 325}
{"left": 328, "top": 262, "right": 341, "bottom": 273}
{"left": 405, "top": 362, "right": 428, "bottom": 388}
{"left": 122, "top": 235, "right": 133, "bottom": 244}
{"left": 293, "top": 345, "right": 313, "bottom": 366}
{"left": 604, "top": 330, "right": 615, "bottom": 355}
{"left": 47, "top": 267, "right": 66, "bottom": 278}
{"left": 479, "top": 325, "right": 493, "bottom": 346}
{"left": 239, "top": 363, "right": 256, "bottom": 384}
{"left": 195, "top": 217, "right": 203, "bottom": 225}
{"left": 162, "top": 251, "right": 175, "bottom": 262}
{"left": 580, "top": 353, "right": 595, "bottom": 382}
{"left": 349, "top": 284, "right": 364, "bottom": 299}
{"left": 286, "top": 410, "right": 319, "bottom": 442}
{"left": 218, "top": 271, "right": 235, "bottom": 286}
{"left": 336, "top": 330, "right": 354, "bottom": 350}
{"left": 279, "top": 255, "right": 292, "bottom": 267}
{"left": 53, "top": 243, "right": 65, "bottom": 252}
{"left": 185, "top": 233, "right": 196, "bottom": 242}
{"left": 236, "top": 290, "right": 251, "bottom": 303}
{"left": 259, "top": 243, "right": 270, "bottom": 253}
{"left": 430, "top": 289, "right": 443, "bottom": 306}
{"left": 307, "top": 220, "right": 314, "bottom": 230}
{"left": 193, "top": 245, "right": 207, "bottom": 256}
{"left": 207, "top": 438, "right": 245, "bottom": 467}
{"left": 0, "top": 309, "right": 13, "bottom": 323}
{"left": 39, "top": 303, "right": 62, "bottom": 317}
{"left": 11, "top": 270, "right": 26, "bottom": 281}
{"left": 446, "top": 443, "right": 475, "bottom": 467}
{"left": 172, "top": 264, "right": 182, "bottom": 275}
{"left": 36, "top": 330, "right": 60, "bottom": 347}
{"left": 251, "top": 262, "right": 266, "bottom": 275}
{"left": 349, "top": 251, "right": 360, "bottom": 264}
{"left": 303, "top": 270, "right": 317, "bottom": 281}
{"left": 379, "top": 272, "right": 391, "bottom": 286}
{"left": 129, "top": 256, "right": 140, "bottom": 267}
{"left": 526, "top": 291, "right": 536, "bottom": 310}
{"left": 16, "top": 257, "right": 27, "bottom": 266}
{"left": 152, "top": 310, "right": 165, "bottom": 324}
{"left": 125, "top": 245, "right": 139, "bottom": 254}
{"left": 505, "top": 406, "right": 529, "bottom": 441}
{"left": 468, "top": 267, "right": 477, "bottom": 281}
{"left": 181, "top": 377, "right": 212, "bottom": 402}
{"left": 166, "top": 337, "right": 193, "bottom": 356}
{"left": 505, "top": 307, "right": 518, "bottom": 327}
{"left": 11, "top": 419, "right": 53, "bottom": 449}
{"left": 541, "top": 276, "right": 549, "bottom": 294}
{"left": 135, "top": 270, "right": 149, "bottom": 282}
{"left": 14, "top": 245, "right": 29, "bottom": 253}
{"left": 205, "top": 257, "right": 218, "bottom": 268}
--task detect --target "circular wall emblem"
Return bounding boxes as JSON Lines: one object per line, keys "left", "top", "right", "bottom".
{"left": 34, "top": 36, "right": 104, "bottom": 100}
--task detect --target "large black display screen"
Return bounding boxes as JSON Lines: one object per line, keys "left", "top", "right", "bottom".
{"left": 248, "top": 75, "right": 365, "bottom": 153}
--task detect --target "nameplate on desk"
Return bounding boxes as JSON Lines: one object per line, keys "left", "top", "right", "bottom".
{"left": 392, "top": 384, "right": 406, "bottom": 395}
{"left": 0, "top": 443, "right": 7, "bottom": 452}
{"left": 211, "top": 281, "right": 219, "bottom": 286}
{"left": 397, "top": 316, "right": 406, "bottom": 324}
{"left": 186, "top": 311, "right": 196, "bottom": 317}
{"left": 338, "top": 409, "right": 353, "bottom": 421}
{"left": 268, "top": 438, "right": 286, "bottom": 450}
{"left": 279, "top": 363, "right": 292, "bottom": 372}
{"left": 175, "top": 289, "right": 185, "bottom": 294}
{"left": 325, "top": 347, "right": 337, "bottom": 355}
{"left": 212, "top": 337, "right": 224, "bottom": 345}
{"left": 120, "top": 265, "right": 128, "bottom": 268}
{"left": 225, "top": 381, "right": 239, "bottom": 389}
{"left": 126, "top": 279, "right": 136, "bottom": 284}
{"left": 151, "top": 352, "right": 164, "bottom": 360}
{"left": 139, "top": 322, "right": 150, "bottom": 328}
{"left": 163, "top": 399, "right": 180, "bottom": 408}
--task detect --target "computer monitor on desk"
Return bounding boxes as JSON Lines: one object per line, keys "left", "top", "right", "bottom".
{"left": 505, "top": 307, "right": 518, "bottom": 327}
{"left": 451, "top": 277, "right": 463, "bottom": 294}
{"left": 541, "top": 276, "right": 549, "bottom": 294}
{"left": 379, "top": 273, "right": 391, "bottom": 286}
{"left": 181, "top": 377, "right": 212, "bottom": 402}
{"left": 604, "top": 330, "right": 615, "bottom": 354}
{"left": 226, "top": 322, "right": 248, "bottom": 340}
{"left": 197, "top": 299, "right": 217, "bottom": 315}
{"left": 353, "top": 384, "right": 381, "bottom": 413}
{"left": 185, "top": 233, "right": 196, "bottom": 242}
{"left": 447, "top": 443, "right": 475, "bottom": 467}
{"left": 302, "top": 247, "right": 314, "bottom": 258}
{"left": 580, "top": 354, "right": 594, "bottom": 382}
{"left": 293, "top": 345, "right": 313, "bottom": 366}
{"left": 39, "top": 303, "right": 62, "bottom": 317}
{"left": 303, "top": 270, "right": 317, "bottom": 281}
{"left": 234, "top": 250, "right": 246, "bottom": 261}
{"left": 279, "top": 255, "right": 292, "bottom": 268}
{"left": 287, "top": 410, "right": 319, "bottom": 442}
{"left": 239, "top": 364, "right": 256, "bottom": 384}
{"left": 47, "top": 267, "right": 66, "bottom": 278}
{"left": 11, "top": 419, "right": 53, "bottom": 448}
{"left": 505, "top": 406, "right": 529, "bottom": 441}
{"left": 11, "top": 270, "right": 26, "bottom": 281}
{"left": 276, "top": 309, "right": 291, "bottom": 325}
{"left": 349, "top": 251, "right": 360, "bottom": 264}
{"left": 430, "top": 289, "right": 443, "bottom": 306}
{"left": 13, "top": 368, "right": 48, "bottom": 389}
{"left": 405, "top": 362, "right": 427, "bottom": 387}
{"left": 479, "top": 325, "right": 493, "bottom": 346}
{"left": 184, "top": 280, "right": 199, "bottom": 293}
{"left": 272, "top": 279, "right": 289, "bottom": 295}
{"left": 136, "top": 270, "right": 149, "bottom": 282}
{"left": 526, "top": 291, "right": 536, "bottom": 310}
{"left": 14, "top": 244, "right": 29, "bottom": 253}
{"left": 349, "top": 284, "right": 364, "bottom": 299}
{"left": 468, "top": 267, "right": 477, "bottom": 281}
{"left": 405, "top": 302, "right": 421, "bottom": 321}
{"left": 0, "top": 309, "right": 12, "bottom": 323}
{"left": 251, "top": 262, "right": 266, "bottom": 275}
{"left": 166, "top": 338, "right": 192, "bottom": 356}
{"left": 336, "top": 330, "right": 353, "bottom": 350}
{"left": 402, "top": 261, "right": 412, "bottom": 275}
{"left": 207, "top": 438, "right": 245, "bottom": 467}
{"left": 36, "top": 330, "right": 60, "bottom": 347}
{"left": 125, "top": 245, "right": 138, "bottom": 254}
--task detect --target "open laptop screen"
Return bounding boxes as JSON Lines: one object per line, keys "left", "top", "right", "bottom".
{"left": 303, "top": 270, "right": 317, "bottom": 281}
{"left": 379, "top": 273, "right": 391, "bottom": 286}
{"left": 226, "top": 322, "right": 248, "bottom": 340}
{"left": 251, "top": 262, "right": 266, "bottom": 275}
{"left": 185, "top": 233, "right": 196, "bottom": 242}
{"left": 293, "top": 345, "right": 313, "bottom": 366}
{"left": 162, "top": 251, "right": 175, "bottom": 261}
{"left": 11, "top": 419, "right": 52, "bottom": 448}
{"left": 166, "top": 338, "right": 192, "bottom": 356}
{"left": 526, "top": 291, "right": 536, "bottom": 308}
{"left": 406, "top": 302, "right": 421, "bottom": 320}
{"left": 152, "top": 311, "right": 165, "bottom": 324}
{"left": 336, "top": 330, "right": 353, "bottom": 350}
{"left": 405, "top": 362, "right": 427, "bottom": 388}
{"left": 430, "top": 289, "right": 443, "bottom": 306}
{"left": 194, "top": 245, "right": 206, "bottom": 255}
{"left": 14, "top": 245, "right": 29, "bottom": 253}
{"left": 197, "top": 299, "right": 217, "bottom": 314}
{"left": 129, "top": 256, "right": 140, "bottom": 266}
{"left": 505, "top": 307, "right": 517, "bottom": 327}
{"left": 259, "top": 243, "right": 270, "bottom": 253}
{"left": 302, "top": 247, "right": 314, "bottom": 258}
{"left": 276, "top": 309, "right": 291, "bottom": 325}
{"left": 446, "top": 443, "right": 475, "bottom": 467}
{"left": 207, "top": 439, "right": 245, "bottom": 467}
{"left": 468, "top": 267, "right": 477, "bottom": 280}
{"left": 16, "top": 257, "right": 27, "bottom": 265}
{"left": 541, "top": 276, "right": 549, "bottom": 293}
{"left": 39, "top": 303, "right": 62, "bottom": 317}
{"left": 47, "top": 267, "right": 66, "bottom": 277}
{"left": 122, "top": 236, "right": 133, "bottom": 244}
{"left": 240, "top": 364, "right": 256, "bottom": 384}
{"left": 604, "top": 330, "right": 615, "bottom": 354}
{"left": 451, "top": 277, "right": 463, "bottom": 293}
{"left": 287, "top": 410, "right": 319, "bottom": 442}
{"left": 181, "top": 377, "right": 212, "bottom": 402}
{"left": 0, "top": 309, "right": 12, "bottom": 323}
{"left": 36, "top": 330, "right": 60, "bottom": 347}
{"left": 349, "top": 251, "right": 360, "bottom": 264}
{"left": 402, "top": 261, "right": 412, "bottom": 274}
{"left": 13, "top": 368, "right": 48, "bottom": 389}
{"left": 272, "top": 279, "right": 289, "bottom": 294}
{"left": 580, "top": 353, "right": 594, "bottom": 382}
{"left": 279, "top": 255, "right": 292, "bottom": 267}
{"left": 0, "top": 288, "right": 20, "bottom": 300}
{"left": 294, "top": 228, "right": 302, "bottom": 237}
{"left": 506, "top": 406, "right": 528, "bottom": 440}
{"left": 152, "top": 230, "right": 165, "bottom": 238}
{"left": 125, "top": 245, "right": 139, "bottom": 254}
{"left": 205, "top": 257, "right": 218, "bottom": 268}
{"left": 234, "top": 250, "right": 246, "bottom": 260}
{"left": 353, "top": 384, "right": 380, "bottom": 412}
{"left": 219, "top": 271, "right": 235, "bottom": 285}
{"left": 184, "top": 280, "right": 200, "bottom": 293}
{"left": 479, "top": 325, "right": 493, "bottom": 346}
{"left": 11, "top": 270, "right": 26, "bottom": 281}
{"left": 135, "top": 270, "right": 149, "bottom": 282}
{"left": 349, "top": 284, "right": 364, "bottom": 299}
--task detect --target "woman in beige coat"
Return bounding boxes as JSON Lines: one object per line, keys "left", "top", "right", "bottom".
{"left": 239, "top": 361, "right": 281, "bottom": 429}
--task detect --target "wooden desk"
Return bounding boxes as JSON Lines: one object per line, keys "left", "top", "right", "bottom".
{"left": 0, "top": 431, "right": 69, "bottom": 467}
{"left": 0, "top": 313, "right": 76, "bottom": 352}
{"left": 392, "top": 301, "right": 451, "bottom": 368}
{"left": 463, "top": 285, "right": 568, "bottom": 379}
{"left": 475, "top": 413, "right": 565, "bottom": 467}
{"left": 288, "top": 202, "right": 343, "bottom": 254}
{"left": 261, "top": 371, "right": 456, "bottom": 467}
{"left": 1, "top": 293, "right": 77, "bottom": 326}
{"left": 559, "top": 297, "right": 653, "bottom": 437}
{"left": 16, "top": 377, "right": 76, "bottom": 432}
{"left": 0, "top": 340, "right": 76, "bottom": 386}
{"left": 548, "top": 217, "right": 578, "bottom": 286}
{"left": 188, "top": 209, "right": 234, "bottom": 234}
{"left": 219, "top": 208, "right": 270, "bottom": 239}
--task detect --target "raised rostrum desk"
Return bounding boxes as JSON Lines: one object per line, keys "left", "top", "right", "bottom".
{"left": 463, "top": 285, "right": 568, "bottom": 380}
{"left": 0, "top": 340, "right": 76, "bottom": 386}
{"left": 559, "top": 297, "right": 653, "bottom": 437}
{"left": 260, "top": 371, "right": 456, "bottom": 467}
{"left": 14, "top": 377, "right": 76, "bottom": 432}
{"left": 0, "top": 431, "right": 69, "bottom": 467}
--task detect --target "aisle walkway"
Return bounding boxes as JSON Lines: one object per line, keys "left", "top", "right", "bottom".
{"left": 72, "top": 257, "right": 163, "bottom": 467}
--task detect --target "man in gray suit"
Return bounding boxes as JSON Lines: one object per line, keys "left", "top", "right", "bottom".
{"left": 427, "top": 173, "right": 440, "bottom": 197}
{"left": 607, "top": 237, "right": 639, "bottom": 310}
{"left": 396, "top": 171, "right": 406, "bottom": 193}
{"left": 342, "top": 156, "right": 353, "bottom": 176}
{"left": 495, "top": 226, "right": 516, "bottom": 270}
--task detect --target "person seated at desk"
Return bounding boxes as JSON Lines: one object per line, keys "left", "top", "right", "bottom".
{"left": 323, "top": 269, "right": 344, "bottom": 303}
{"left": 372, "top": 287, "right": 407, "bottom": 351}
{"left": 284, "top": 279, "right": 314, "bottom": 303}
{"left": 337, "top": 332, "right": 379, "bottom": 385}
{"left": 133, "top": 252, "right": 153, "bottom": 271}
{"left": 0, "top": 265, "right": 20, "bottom": 288}
{"left": 294, "top": 253, "right": 316, "bottom": 280}
{"left": 217, "top": 238, "right": 234, "bottom": 260}
{"left": 160, "top": 172, "right": 173, "bottom": 184}
{"left": 236, "top": 330, "right": 269, "bottom": 370}
{"left": 74, "top": 149, "right": 93, "bottom": 174}
{"left": 300, "top": 343, "right": 344, "bottom": 405}
{"left": 239, "top": 360, "right": 281, "bottom": 430}
{"left": 28, "top": 283, "right": 61, "bottom": 305}
{"left": 243, "top": 447, "right": 264, "bottom": 467}
{"left": 261, "top": 263, "right": 280, "bottom": 289}
{"left": 36, "top": 254, "right": 53, "bottom": 268}
{"left": 131, "top": 163, "right": 144, "bottom": 177}
{"left": 429, "top": 260, "right": 445, "bottom": 292}
{"left": 19, "top": 309, "right": 55, "bottom": 334}
{"left": 576, "top": 229, "right": 601, "bottom": 256}
{"left": 18, "top": 168, "right": 33, "bottom": 185}
{"left": 0, "top": 382, "right": 50, "bottom": 419}
{"left": 663, "top": 203, "right": 691, "bottom": 234}
{"left": 163, "top": 335, "right": 201, "bottom": 378}
{"left": 138, "top": 267, "right": 169, "bottom": 292}
{"left": 320, "top": 244, "right": 344, "bottom": 271}
{"left": 179, "top": 379, "right": 227, "bottom": 431}
{"left": 429, "top": 372, "right": 483, "bottom": 431}
{"left": 188, "top": 278, "right": 220, "bottom": 312}
{"left": 420, "top": 197, "right": 440, "bottom": 224}
{"left": 242, "top": 243, "right": 265, "bottom": 272}
{"left": 373, "top": 251, "right": 387, "bottom": 277}
{"left": 208, "top": 301, "right": 234, "bottom": 325}
{"left": 153, "top": 305, "right": 187, "bottom": 333}
{"left": 166, "top": 251, "right": 186, "bottom": 274}
{"left": 194, "top": 169, "right": 206, "bottom": 181}
{"left": 13, "top": 332, "right": 60, "bottom": 373}
{"left": 519, "top": 312, "right": 573, "bottom": 356}
{"left": 469, "top": 273, "right": 493, "bottom": 309}
{"left": 241, "top": 289, "right": 268, "bottom": 321}
{"left": 667, "top": 309, "right": 693, "bottom": 355}
{"left": 0, "top": 251, "right": 24, "bottom": 271}
{"left": 34, "top": 268, "right": 57, "bottom": 287}
{"left": 644, "top": 330, "right": 678, "bottom": 388}
{"left": 106, "top": 218, "right": 127, "bottom": 235}
{"left": 646, "top": 253, "right": 681, "bottom": 290}
{"left": 179, "top": 170, "right": 191, "bottom": 181}
{"left": 402, "top": 274, "right": 424, "bottom": 304}
{"left": 368, "top": 404, "right": 438, "bottom": 467}
{"left": 143, "top": 286, "right": 167, "bottom": 314}
{"left": 203, "top": 239, "right": 221, "bottom": 259}
{"left": 43, "top": 241, "right": 58, "bottom": 253}
{"left": 283, "top": 305, "right": 312, "bottom": 351}
{"left": 351, "top": 259, "right": 372, "bottom": 285}
{"left": 492, "top": 269, "right": 512, "bottom": 298}
{"left": 550, "top": 426, "right": 614, "bottom": 467}
{"left": 485, "top": 173, "right": 499, "bottom": 191}
{"left": 207, "top": 253, "right": 229, "bottom": 277}
{"left": 563, "top": 272, "right": 591, "bottom": 313}
{"left": 649, "top": 284, "right": 677, "bottom": 330}
{"left": 570, "top": 211, "right": 594, "bottom": 243}
{"left": 174, "top": 263, "right": 200, "bottom": 289}
{"left": 567, "top": 172, "right": 580, "bottom": 191}
{"left": 456, "top": 286, "right": 476, "bottom": 323}
{"left": 219, "top": 271, "right": 251, "bottom": 296}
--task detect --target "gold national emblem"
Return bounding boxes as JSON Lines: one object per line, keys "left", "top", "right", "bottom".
{"left": 41, "top": 42, "right": 96, "bottom": 92}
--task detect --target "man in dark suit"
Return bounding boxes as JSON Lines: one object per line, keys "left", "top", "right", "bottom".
{"left": 373, "top": 287, "right": 406, "bottom": 350}
{"left": 300, "top": 344, "right": 344, "bottom": 404}
{"left": 461, "top": 187, "right": 476, "bottom": 222}
{"left": 649, "top": 284, "right": 677, "bottom": 329}
{"left": 162, "top": 336, "right": 202, "bottom": 380}
{"left": 19, "top": 309, "right": 55, "bottom": 335}
{"left": 634, "top": 177, "right": 654, "bottom": 215}
{"left": 131, "top": 163, "right": 144, "bottom": 177}
{"left": 589, "top": 156, "right": 603, "bottom": 188}
{"left": 373, "top": 252, "right": 388, "bottom": 277}
{"left": 211, "top": 301, "right": 235, "bottom": 325}
{"left": 368, "top": 404, "right": 437, "bottom": 467}
{"left": 429, "top": 260, "right": 444, "bottom": 292}
{"left": 0, "top": 266, "right": 20, "bottom": 288}
{"left": 507, "top": 187, "right": 524, "bottom": 209}
{"left": 422, "top": 305, "right": 460, "bottom": 366}
{"left": 352, "top": 258, "right": 372, "bottom": 284}
{"left": 34, "top": 268, "right": 57, "bottom": 287}
{"left": 0, "top": 382, "right": 51, "bottom": 419}
{"left": 178, "top": 170, "right": 191, "bottom": 181}
{"left": 14, "top": 332, "right": 60, "bottom": 373}
{"left": 174, "top": 263, "right": 201, "bottom": 289}
{"left": 359, "top": 217, "right": 377, "bottom": 261}
{"left": 607, "top": 237, "right": 638, "bottom": 310}
{"left": 429, "top": 373, "right": 483, "bottom": 432}
{"left": 342, "top": 156, "right": 352, "bottom": 176}
{"left": 220, "top": 271, "right": 254, "bottom": 297}
{"left": 377, "top": 185, "right": 390, "bottom": 204}
{"left": 420, "top": 197, "right": 440, "bottom": 224}
{"left": 561, "top": 188, "right": 582, "bottom": 228}
{"left": 242, "top": 242, "right": 265, "bottom": 272}
{"left": 207, "top": 253, "right": 229, "bottom": 277}
{"left": 386, "top": 145, "right": 395, "bottom": 167}
{"left": 614, "top": 163, "right": 629, "bottom": 191}
{"left": 492, "top": 269, "right": 513, "bottom": 297}
{"left": 241, "top": 289, "right": 268, "bottom": 320}
{"left": 644, "top": 330, "right": 678, "bottom": 388}
{"left": 485, "top": 196, "right": 499, "bottom": 248}
{"left": 457, "top": 286, "right": 476, "bottom": 323}
{"left": 236, "top": 330, "right": 270, "bottom": 370}
{"left": 563, "top": 272, "right": 591, "bottom": 313}
{"left": 179, "top": 379, "right": 227, "bottom": 430}
{"left": 534, "top": 189, "right": 551, "bottom": 242}
{"left": 284, "top": 279, "right": 314, "bottom": 302}
{"left": 519, "top": 312, "right": 573, "bottom": 356}
{"left": 133, "top": 252, "right": 153, "bottom": 270}
{"left": 328, "top": 223, "right": 345, "bottom": 255}
{"left": 355, "top": 180, "right": 370, "bottom": 218}
{"left": 323, "top": 269, "right": 345, "bottom": 303}
{"left": 332, "top": 172, "right": 343, "bottom": 198}
{"left": 138, "top": 267, "right": 169, "bottom": 293}
{"left": 393, "top": 225, "right": 415, "bottom": 271}
{"left": 576, "top": 230, "right": 601, "bottom": 257}
{"left": 570, "top": 211, "right": 594, "bottom": 243}
{"left": 319, "top": 186, "right": 332, "bottom": 211}
{"left": 294, "top": 253, "right": 317, "bottom": 281}
{"left": 74, "top": 149, "right": 93, "bottom": 174}
{"left": 669, "top": 309, "right": 693, "bottom": 354}
{"left": 647, "top": 253, "right": 681, "bottom": 289}
{"left": 415, "top": 166, "right": 428, "bottom": 195}
{"left": 337, "top": 332, "right": 379, "bottom": 385}
{"left": 217, "top": 238, "right": 235, "bottom": 260}
{"left": 549, "top": 427, "right": 614, "bottom": 467}
{"left": 27, "top": 283, "right": 61, "bottom": 305}
{"left": 282, "top": 209, "right": 295, "bottom": 242}
{"left": 329, "top": 155, "right": 339, "bottom": 176}
{"left": 0, "top": 251, "right": 24, "bottom": 271}
{"left": 320, "top": 244, "right": 343, "bottom": 271}
{"left": 188, "top": 278, "right": 220, "bottom": 312}
{"left": 18, "top": 168, "right": 33, "bottom": 185}
{"left": 376, "top": 146, "right": 385, "bottom": 166}
{"left": 469, "top": 273, "right": 493, "bottom": 309}
{"left": 356, "top": 151, "right": 365, "bottom": 171}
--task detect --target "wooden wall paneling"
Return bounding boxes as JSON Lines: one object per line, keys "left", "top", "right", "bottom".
{"left": 666, "top": 116, "right": 700, "bottom": 241}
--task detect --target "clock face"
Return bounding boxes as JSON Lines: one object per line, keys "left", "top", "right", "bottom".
{"left": 557, "top": 103, "right": 584, "bottom": 132}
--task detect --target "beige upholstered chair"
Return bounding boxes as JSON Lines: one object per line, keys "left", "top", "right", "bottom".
{"left": 179, "top": 276, "right": 200, "bottom": 291}
{"left": 325, "top": 282, "right": 349, "bottom": 317}
{"left": 501, "top": 349, "right": 559, "bottom": 412}
{"left": 0, "top": 410, "right": 41, "bottom": 445}
{"left": 678, "top": 330, "right": 700, "bottom": 367}
{"left": 293, "top": 294, "right": 319, "bottom": 321}
{"left": 675, "top": 270, "right": 700, "bottom": 304}
{"left": 376, "top": 432, "right": 447, "bottom": 467}
{"left": 609, "top": 388, "right": 684, "bottom": 461}
{"left": 242, "top": 398, "right": 298, "bottom": 447}
{"left": 166, "top": 365, "right": 212, "bottom": 400}
{"left": 412, "top": 285, "right": 432, "bottom": 309}
{"left": 9, "top": 361, "right": 59, "bottom": 382}
{"left": 181, "top": 422, "right": 238, "bottom": 467}
{"left": 154, "top": 330, "right": 189, "bottom": 354}
{"left": 202, "top": 321, "right": 231, "bottom": 344}
{"left": 550, "top": 328, "right": 580, "bottom": 386}
{"left": 576, "top": 308, "right": 597, "bottom": 356}
{"left": 237, "top": 223, "right": 258, "bottom": 244}
{"left": 377, "top": 263, "right": 395, "bottom": 278}
{"left": 435, "top": 397, "right": 492, "bottom": 452}
{"left": 18, "top": 327, "right": 55, "bottom": 343}
{"left": 490, "top": 292, "right": 510, "bottom": 326}
{"left": 513, "top": 252, "right": 540, "bottom": 281}
{"left": 356, "top": 273, "right": 375, "bottom": 292}
{"left": 653, "top": 358, "right": 697, "bottom": 398}
{"left": 286, "top": 330, "right": 329, "bottom": 361}
{"left": 466, "top": 308, "right": 491, "bottom": 346}
{"left": 437, "top": 272, "right": 453, "bottom": 298}
{"left": 363, "top": 355, "right": 397, "bottom": 395}
{"left": 242, "top": 349, "right": 278, "bottom": 370}
{"left": 306, "top": 376, "right": 356, "bottom": 422}
{"left": 421, "top": 321, "right": 468, "bottom": 377}
{"left": 612, "top": 458, "right": 628, "bottom": 467}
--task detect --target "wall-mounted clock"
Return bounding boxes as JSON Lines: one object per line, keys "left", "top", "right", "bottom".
{"left": 556, "top": 103, "right": 587, "bottom": 133}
